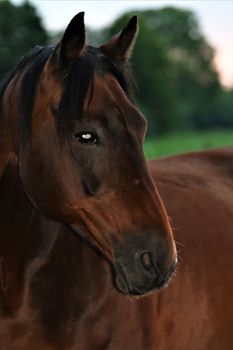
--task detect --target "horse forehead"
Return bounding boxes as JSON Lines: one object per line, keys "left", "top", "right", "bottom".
{"left": 89, "top": 73, "right": 125, "bottom": 104}
{"left": 89, "top": 73, "right": 146, "bottom": 128}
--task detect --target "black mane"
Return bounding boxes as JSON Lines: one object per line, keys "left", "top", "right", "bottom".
{"left": 0, "top": 45, "right": 133, "bottom": 143}
{"left": 0, "top": 45, "right": 53, "bottom": 143}
{"left": 0, "top": 45, "right": 48, "bottom": 104}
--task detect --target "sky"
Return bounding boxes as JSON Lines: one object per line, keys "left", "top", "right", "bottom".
{"left": 11, "top": 0, "right": 233, "bottom": 89}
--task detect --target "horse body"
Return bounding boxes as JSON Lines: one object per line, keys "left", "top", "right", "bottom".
{"left": 0, "top": 13, "right": 233, "bottom": 350}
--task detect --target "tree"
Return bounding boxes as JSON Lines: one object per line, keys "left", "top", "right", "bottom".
{"left": 0, "top": 0, "right": 48, "bottom": 78}
{"left": 148, "top": 7, "right": 221, "bottom": 129}
{"left": 202, "top": 89, "right": 233, "bottom": 128}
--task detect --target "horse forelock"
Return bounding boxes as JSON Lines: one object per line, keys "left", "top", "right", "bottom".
{"left": 53, "top": 46, "right": 134, "bottom": 137}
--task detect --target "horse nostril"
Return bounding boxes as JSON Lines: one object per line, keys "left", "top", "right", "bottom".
{"left": 140, "top": 252, "right": 154, "bottom": 271}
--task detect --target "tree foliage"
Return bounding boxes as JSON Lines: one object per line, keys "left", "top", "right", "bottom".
{"left": 0, "top": 0, "right": 48, "bottom": 78}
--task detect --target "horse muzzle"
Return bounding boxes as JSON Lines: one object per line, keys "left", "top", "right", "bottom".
{"left": 112, "top": 233, "right": 177, "bottom": 296}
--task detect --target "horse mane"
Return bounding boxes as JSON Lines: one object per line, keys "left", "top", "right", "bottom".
{"left": 0, "top": 44, "right": 134, "bottom": 143}
{"left": 0, "top": 45, "right": 52, "bottom": 143}
{"left": 0, "top": 45, "right": 47, "bottom": 105}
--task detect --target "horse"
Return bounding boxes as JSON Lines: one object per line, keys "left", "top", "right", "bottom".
{"left": 0, "top": 12, "right": 232, "bottom": 350}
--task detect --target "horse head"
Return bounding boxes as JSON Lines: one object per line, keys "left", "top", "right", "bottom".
{"left": 5, "top": 13, "right": 177, "bottom": 295}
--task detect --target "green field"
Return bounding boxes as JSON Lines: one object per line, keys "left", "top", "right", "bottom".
{"left": 144, "top": 130, "right": 233, "bottom": 159}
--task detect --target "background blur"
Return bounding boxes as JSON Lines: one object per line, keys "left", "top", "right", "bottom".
{"left": 0, "top": 0, "right": 232, "bottom": 158}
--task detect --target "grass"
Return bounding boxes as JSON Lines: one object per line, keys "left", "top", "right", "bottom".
{"left": 144, "top": 129, "right": 233, "bottom": 159}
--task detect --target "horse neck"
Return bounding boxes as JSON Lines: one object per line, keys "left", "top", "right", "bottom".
{"left": 0, "top": 156, "right": 57, "bottom": 314}
{"left": 0, "top": 156, "right": 112, "bottom": 321}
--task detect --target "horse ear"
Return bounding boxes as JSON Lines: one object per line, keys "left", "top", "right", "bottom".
{"left": 100, "top": 16, "right": 138, "bottom": 61}
{"left": 58, "top": 12, "right": 86, "bottom": 64}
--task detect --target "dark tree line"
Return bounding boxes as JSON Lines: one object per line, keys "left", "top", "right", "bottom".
{"left": 0, "top": 0, "right": 48, "bottom": 79}
{"left": 0, "top": 0, "right": 232, "bottom": 134}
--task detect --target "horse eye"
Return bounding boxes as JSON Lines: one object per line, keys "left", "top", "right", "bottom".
{"left": 75, "top": 131, "right": 98, "bottom": 145}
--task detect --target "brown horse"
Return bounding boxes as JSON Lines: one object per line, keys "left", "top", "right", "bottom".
{"left": 0, "top": 12, "right": 232, "bottom": 350}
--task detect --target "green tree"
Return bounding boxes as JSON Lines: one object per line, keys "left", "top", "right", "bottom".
{"left": 0, "top": 0, "right": 48, "bottom": 78}
{"left": 202, "top": 89, "right": 233, "bottom": 128}
{"left": 148, "top": 7, "right": 221, "bottom": 129}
